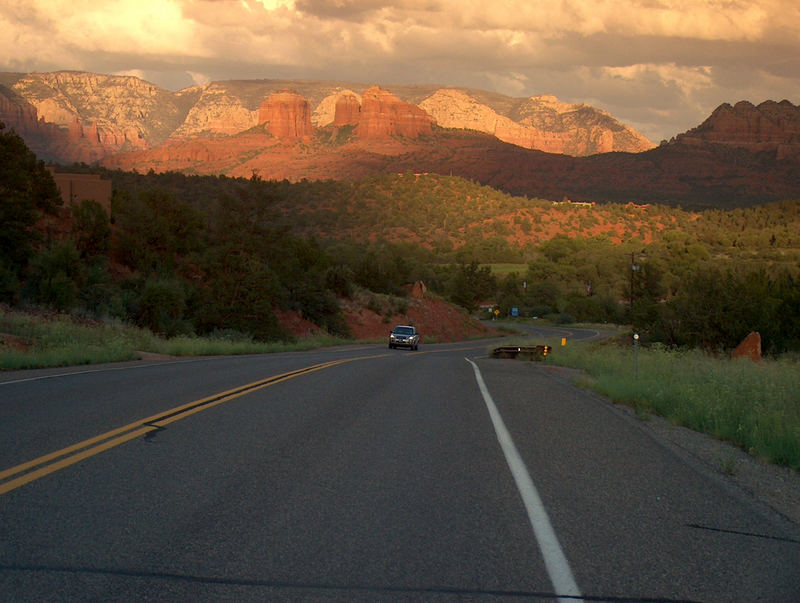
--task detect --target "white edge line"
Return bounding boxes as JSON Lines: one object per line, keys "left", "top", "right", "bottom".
{"left": 466, "top": 357, "right": 582, "bottom": 600}
{"left": 0, "top": 358, "right": 203, "bottom": 386}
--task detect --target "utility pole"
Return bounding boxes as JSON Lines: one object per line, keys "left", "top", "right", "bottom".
{"left": 630, "top": 251, "right": 644, "bottom": 328}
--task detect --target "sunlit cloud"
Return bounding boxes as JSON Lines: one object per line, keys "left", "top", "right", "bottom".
{"left": 1, "top": 0, "right": 798, "bottom": 140}
{"left": 187, "top": 71, "right": 211, "bottom": 86}
{"left": 604, "top": 63, "right": 714, "bottom": 97}
{"left": 113, "top": 68, "right": 150, "bottom": 80}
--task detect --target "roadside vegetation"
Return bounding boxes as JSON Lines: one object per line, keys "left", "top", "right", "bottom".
{"left": 4, "top": 122, "right": 800, "bottom": 355}
{"left": 0, "top": 305, "right": 348, "bottom": 370}
{"left": 3, "top": 121, "right": 800, "bottom": 468}
{"left": 527, "top": 338, "right": 800, "bottom": 471}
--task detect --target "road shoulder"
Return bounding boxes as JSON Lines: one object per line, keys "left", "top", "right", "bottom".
{"left": 538, "top": 364, "right": 800, "bottom": 530}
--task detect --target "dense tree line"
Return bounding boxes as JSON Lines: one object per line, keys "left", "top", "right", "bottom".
{"left": 493, "top": 234, "right": 800, "bottom": 354}
{"left": 3, "top": 126, "right": 800, "bottom": 352}
{"left": 0, "top": 123, "right": 62, "bottom": 302}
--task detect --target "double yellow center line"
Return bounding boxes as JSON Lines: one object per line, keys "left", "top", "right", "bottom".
{"left": 0, "top": 358, "right": 356, "bottom": 496}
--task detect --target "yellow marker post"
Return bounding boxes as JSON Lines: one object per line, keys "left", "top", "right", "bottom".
{"left": 561, "top": 337, "right": 567, "bottom": 346}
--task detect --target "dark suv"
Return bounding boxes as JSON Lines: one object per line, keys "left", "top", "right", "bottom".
{"left": 389, "top": 325, "right": 419, "bottom": 350}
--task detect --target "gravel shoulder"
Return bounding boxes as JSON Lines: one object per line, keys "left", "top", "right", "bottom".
{"left": 541, "top": 364, "right": 800, "bottom": 530}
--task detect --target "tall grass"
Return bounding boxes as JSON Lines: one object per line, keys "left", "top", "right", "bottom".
{"left": 546, "top": 340, "right": 800, "bottom": 471}
{"left": 0, "top": 306, "right": 348, "bottom": 370}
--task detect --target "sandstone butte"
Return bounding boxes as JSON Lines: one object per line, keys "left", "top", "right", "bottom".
{"left": 355, "top": 86, "right": 434, "bottom": 139}
{"left": 333, "top": 91, "right": 361, "bottom": 127}
{"left": 258, "top": 90, "right": 313, "bottom": 140}
{"left": 255, "top": 86, "right": 432, "bottom": 140}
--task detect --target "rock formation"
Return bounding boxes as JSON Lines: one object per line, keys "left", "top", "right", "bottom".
{"left": 4, "top": 70, "right": 798, "bottom": 208}
{"left": 0, "top": 86, "right": 89, "bottom": 162}
{"left": 356, "top": 86, "right": 433, "bottom": 139}
{"left": 311, "top": 89, "right": 361, "bottom": 127}
{"left": 172, "top": 83, "right": 257, "bottom": 137}
{"left": 732, "top": 331, "right": 761, "bottom": 363}
{"left": 2, "top": 70, "right": 656, "bottom": 159}
{"left": 420, "top": 89, "right": 654, "bottom": 155}
{"left": 333, "top": 91, "right": 361, "bottom": 127}
{"left": 0, "top": 87, "right": 40, "bottom": 135}
{"left": 676, "top": 100, "right": 800, "bottom": 160}
{"left": 258, "top": 90, "right": 313, "bottom": 140}
{"left": 9, "top": 71, "right": 187, "bottom": 156}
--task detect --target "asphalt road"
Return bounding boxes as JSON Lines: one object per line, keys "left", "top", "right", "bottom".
{"left": 1, "top": 333, "right": 798, "bottom": 601}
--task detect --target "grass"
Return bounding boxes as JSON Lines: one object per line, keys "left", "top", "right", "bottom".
{"left": 5, "top": 305, "right": 797, "bottom": 471}
{"left": 0, "top": 306, "right": 349, "bottom": 370}
{"left": 524, "top": 338, "right": 800, "bottom": 471}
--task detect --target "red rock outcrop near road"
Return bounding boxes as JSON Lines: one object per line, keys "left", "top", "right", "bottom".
{"left": 732, "top": 331, "right": 762, "bottom": 363}
{"left": 342, "top": 295, "right": 499, "bottom": 343}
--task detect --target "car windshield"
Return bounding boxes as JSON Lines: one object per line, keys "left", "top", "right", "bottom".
{"left": 393, "top": 326, "right": 414, "bottom": 335}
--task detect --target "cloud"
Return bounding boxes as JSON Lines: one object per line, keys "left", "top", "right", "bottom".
{"left": 187, "top": 71, "right": 211, "bottom": 86}
{"left": 604, "top": 63, "right": 714, "bottom": 97}
{"left": 1, "top": 0, "right": 799, "bottom": 140}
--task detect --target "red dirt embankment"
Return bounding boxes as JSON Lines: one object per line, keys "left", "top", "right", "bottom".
{"left": 280, "top": 295, "right": 501, "bottom": 343}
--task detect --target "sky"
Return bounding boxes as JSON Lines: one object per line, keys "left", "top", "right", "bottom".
{"left": 2, "top": 0, "right": 799, "bottom": 143}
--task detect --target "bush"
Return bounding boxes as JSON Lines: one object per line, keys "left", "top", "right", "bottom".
{"left": 26, "top": 241, "right": 84, "bottom": 312}
{"left": 135, "top": 277, "right": 189, "bottom": 336}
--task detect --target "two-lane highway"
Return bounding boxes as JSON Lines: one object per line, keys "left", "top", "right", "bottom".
{"left": 1, "top": 338, "right": 798, "bottom": 600}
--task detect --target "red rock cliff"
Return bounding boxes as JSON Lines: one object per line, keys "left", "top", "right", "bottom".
{"left": 0, "top": 89, "right": 40, "bottom": 135}
{"left": 356, "top": 86, "right": 433, "bottom": 139}
{"left": 676, "top": 100, "right": 800, "bottom": 159}
{"left": 258, "top": 90, "right": 313, "bottom": 140}
{"left": 333, "top": 91, "right": 361, "bottom": 126}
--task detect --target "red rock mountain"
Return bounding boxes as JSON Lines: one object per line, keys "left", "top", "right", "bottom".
{"left": 674, "top": 100, "right": 800, "bottom": 160}
{"left": 0, "top": 87, "right": 40, "bottom": 135}
{"left": 419, "top": 89, "right": 651, "bottom": 155}
{"left": 0, "top": 71, "right": 650, "bottom": 159}
{"left": 2, "top": 71, "right": 799, "bottom": 208}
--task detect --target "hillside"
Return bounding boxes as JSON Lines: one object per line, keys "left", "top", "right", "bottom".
{"left": 99, "top": 169, "right": 800, "bottom": 256}
{"left": 2, "top": 70, "right": 799, "bottom": 209}
{"left": 5, "top": 105, "right": 800, "bottom": 355}
{"left": 0, "top": 70, "right": 651, "bottom": 160}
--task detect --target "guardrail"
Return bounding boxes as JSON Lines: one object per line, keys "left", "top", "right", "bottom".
{"left": 490, "top": 345, "right": 551, "bottom": 361}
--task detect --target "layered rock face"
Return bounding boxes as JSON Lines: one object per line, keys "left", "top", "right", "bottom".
{"left": 676, "top": 100, "right": 800, "bottom": 159}
{"left": 356, "top": 87, "right": 433, "bottom": 139}
{"left": 420, "top": 89, "right": 653, "bottom": 155}
{"left": 0, "top": 87, "right": 96, "bottom": 162}
{"left": 311, "top": 89, "right": 361, "bottom": 127}
{"left": 333, "top": 91, "right": 361, "bottom": 126}
{"left": 172, "top": 83, "right": 257, "bottom": 137}
{"left": 0, "top": 87, "right": 40, "bottom": 135}
{"left": 258, "top": 90, "right": 313, "bottom": 139}
{"left": 2, "top": 70, "right": 658, "bottom": 161}
{"left": 12, "top": 72, "right": 181, "bottom": 149}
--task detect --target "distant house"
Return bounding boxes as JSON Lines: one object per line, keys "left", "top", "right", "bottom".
{"left": 47, "top": 169, "right": 112, "bottom": 211}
